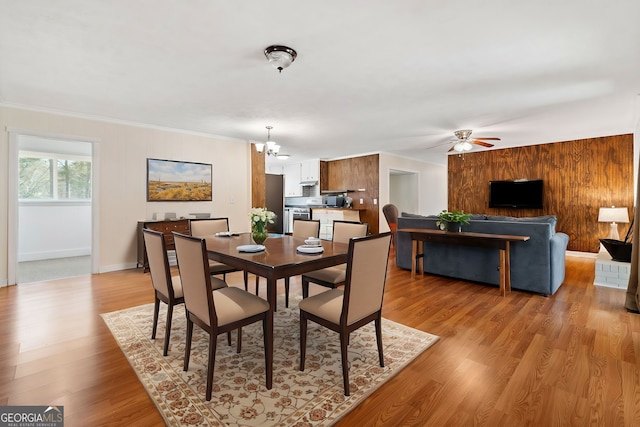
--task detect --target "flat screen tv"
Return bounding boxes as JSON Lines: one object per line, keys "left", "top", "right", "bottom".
{"left": 489, "top": 179, "right": 543, "bottom": 209}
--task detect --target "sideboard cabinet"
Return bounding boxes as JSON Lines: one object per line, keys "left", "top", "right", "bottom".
{"left": 137, "top": 219, "right": 190, "bottom": 271}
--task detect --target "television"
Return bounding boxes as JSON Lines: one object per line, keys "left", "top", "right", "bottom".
{"left": 489, "top": 179, "right": 543, "bottom": 209}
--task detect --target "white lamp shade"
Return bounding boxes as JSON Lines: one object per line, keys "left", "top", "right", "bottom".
{"left": 598, "top": 207, "right": 629, "bottom": 223}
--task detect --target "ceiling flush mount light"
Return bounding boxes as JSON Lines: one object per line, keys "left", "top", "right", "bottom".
{"left": 255, "top": 126, "right": 282, "bottom": 157}
{"left": 264, "top": 45, "right": 297, "bottom": 73}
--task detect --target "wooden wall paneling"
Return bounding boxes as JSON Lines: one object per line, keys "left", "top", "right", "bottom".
{"left": 447, "top": 134, "right": 633, "bottom": 253}
{"left": 326, "top": 154, "right": 380, "bottom": 234}
{"left": 251, "top": 145, "right": 266, "bottom": 208}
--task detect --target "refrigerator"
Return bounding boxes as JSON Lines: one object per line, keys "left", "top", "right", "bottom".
{"left": 265, "top": 174, "right": 284, "bottom": 234}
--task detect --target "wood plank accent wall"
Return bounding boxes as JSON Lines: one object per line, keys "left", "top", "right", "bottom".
{"left": 447, "top": 134, "right": 634, "bottom": 253}
{"left": 251, "top": 145, "right": 266, "bottom": 208}
{"left": 326, "top": 154, "right": 380, "bottom": 234}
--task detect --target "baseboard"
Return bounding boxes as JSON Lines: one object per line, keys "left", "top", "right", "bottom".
{"left": 566, "top": 250, "right": 597, "bottom": 259}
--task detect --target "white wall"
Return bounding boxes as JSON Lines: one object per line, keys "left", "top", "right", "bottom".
{"left": 378, "top": 153, "right": 448, "bottom": 232}
{"left": 0, "top": 106, "right": 252, "bottom": 284}
{"left": 19, "top": 203, "right": 91, "bottom": 261}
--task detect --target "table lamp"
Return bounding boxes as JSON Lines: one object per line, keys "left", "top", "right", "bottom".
{"left": 598, "top": 206, "right": 629, "bottom": 240}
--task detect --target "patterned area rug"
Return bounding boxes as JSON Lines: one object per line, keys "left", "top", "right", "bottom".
{"left": 102, "top": 294, "right": 439, "bottom": 426}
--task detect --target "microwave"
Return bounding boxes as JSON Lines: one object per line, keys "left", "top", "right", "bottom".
{"left": 324, "top": 195, "right": 345, "bottom": 207}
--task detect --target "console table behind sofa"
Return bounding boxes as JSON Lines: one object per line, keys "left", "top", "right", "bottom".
{"left": 396, "top": 215, "right": 570, "bottom": 295}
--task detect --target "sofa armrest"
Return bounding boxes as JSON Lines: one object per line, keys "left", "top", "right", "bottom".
{"left": 549, "top": 232, "right": 570, "bottom": 294}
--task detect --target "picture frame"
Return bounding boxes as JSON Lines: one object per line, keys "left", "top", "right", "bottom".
{"left": 147, "top": 158, "right": 212, "bottom": 202}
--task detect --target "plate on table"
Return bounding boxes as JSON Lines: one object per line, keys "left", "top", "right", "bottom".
{"left": 215, "top": 231, "right": 241, "bottom": 237}
{"left": 237, "top": 244, "right": 265, "bottom": 253}
{"left": 297, "top": 245, "right": 324, "bottom": 254}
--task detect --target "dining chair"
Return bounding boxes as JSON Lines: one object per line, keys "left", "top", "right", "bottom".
{"left": 299, "top": 232, "right": 392, "bottom": 395}
{"left": 255, "top": 219, "right": 320, "bottom": 308}
{"left": 190, "top": 218, "right": 249, "bottom": 290}
{"left": 173, "top": 232, "right": 271, "bottom": 401}
{"left": 382, "top": 204, "right": 399, "bottom": 246}
{"left": 301, "top": 220, "right": 368, "bottom": 298}
{"left": 144, "top": 228, "right": 236, "bottom": 357}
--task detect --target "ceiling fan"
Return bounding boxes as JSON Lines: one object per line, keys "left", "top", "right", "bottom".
{"left": 447, "top": 129, "right": 500, "bottom": 152}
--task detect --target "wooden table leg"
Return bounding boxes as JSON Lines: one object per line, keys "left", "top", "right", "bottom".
{"left": 265, "top": 277, "right": 275, "bottom": 389}
{"left": 411, "top": 239, "right": 417, "bottom": 279}
{"left": 499, "top": 242, "right": 512, "bottom": 297}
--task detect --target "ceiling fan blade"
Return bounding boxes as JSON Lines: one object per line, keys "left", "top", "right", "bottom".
{"left": 473, "top": 137, "right": 501, "bottom": 141}
{"left": 471, "top": 139, "right": 494, "bottom": 147}
{"left": 448, "top": 146, "right": 456, "bottom": 152}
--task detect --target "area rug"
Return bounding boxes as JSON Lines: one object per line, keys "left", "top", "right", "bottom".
{"left": 102, "top": 294, "right": 439, "bottom": 426}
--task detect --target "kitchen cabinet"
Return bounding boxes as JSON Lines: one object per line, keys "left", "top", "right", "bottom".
{"left": 301, "top": 159, "right": 320, "bottom": 182}
{"left": 283, "top": 163, "right": 302, "bottom": 196}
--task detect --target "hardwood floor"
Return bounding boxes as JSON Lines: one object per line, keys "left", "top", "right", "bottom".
{"left": 1, "top": 254, "right": 639, "bottom": 426}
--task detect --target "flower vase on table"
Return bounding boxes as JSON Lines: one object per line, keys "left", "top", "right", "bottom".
{"left": 249, "top": 207, "right": 276, "bottom": 246}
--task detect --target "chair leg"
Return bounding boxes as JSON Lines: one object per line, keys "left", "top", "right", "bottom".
{"left": 151, "top": 297, "right": 160, "bottom": 340}
{"left": 227, "top": 331, "right": 232, "bottom": 346}
{"left": 163, "top": 302, "right": 173, "bottom": 356}
{"left": 375, "top": 314, "right": 385, "bottom": 367}
{"left": 236, "top": 328, "right": 242, "bottom": 353}
{"left": 205, "top": 331, "right": 217, "bottom": 401}
{"left": 299, "top": 312, "right": 307, "bottom": 371}
{"left": 340, "top": 331, "right": 350, "bottom": 396}
{"left": 302, "top": 278, "right": 310, "bottom": 299}
{"left": 285, "top": 277, "right": 290, "bottom": 308}
{"left": 183, "top": 317, "right": 194, "bottom": 371}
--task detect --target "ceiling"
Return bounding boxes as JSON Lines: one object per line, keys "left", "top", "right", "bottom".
{"left": 1, "top": 1, "right": 639, "bottom": 165}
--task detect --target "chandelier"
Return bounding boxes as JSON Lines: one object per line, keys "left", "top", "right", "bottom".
{"left": 255, "top": 126, "right": 289, "bottom": 159}
{"left": 264, "top": 45, "right": 297, "bottom": 73}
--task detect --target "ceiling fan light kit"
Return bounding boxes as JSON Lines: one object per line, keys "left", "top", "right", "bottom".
{"left": 445, "top": 129, "right": 501, "bottom": 153}
{"left": 264, "top": 45, "right": 297, "bottom": 73}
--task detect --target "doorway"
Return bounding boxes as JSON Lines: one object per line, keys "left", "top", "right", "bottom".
{"left": 389, "top": 169, "right": 419, "bottom": 215}
{"left": 8, "top": 132, "right": 99, "bottom": 284}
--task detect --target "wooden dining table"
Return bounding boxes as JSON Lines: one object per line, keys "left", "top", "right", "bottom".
{"left": 204, "top": 233, "right": 349, "bottom": 390}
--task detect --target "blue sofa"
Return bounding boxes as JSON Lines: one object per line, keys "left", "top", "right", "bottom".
{"left": 396, "top": 214, "right": 570, "bottom": 295}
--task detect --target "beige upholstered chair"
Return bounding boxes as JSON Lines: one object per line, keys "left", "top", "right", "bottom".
{"left": 299, "top": 232, "right": 392, "bottom": 395}
{"left": 255, "top": 219, "right": 320, "bottom": 308}
{"left": 190, "top": 218, "right": 249, "bottom": 290}
{"left": 173, "top": 232, "right": 271, "bottom": 401}
{"left": 143, "top": 228, "right": 185, "bottom": 356}
{"left": 301, "top": 220, "right": 368, "bottom": 298}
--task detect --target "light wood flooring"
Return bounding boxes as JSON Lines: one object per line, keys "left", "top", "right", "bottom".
{"left": 1, "top": 253, "right": 639, "bottom": 426}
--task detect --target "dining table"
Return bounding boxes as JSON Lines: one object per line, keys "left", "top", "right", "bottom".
{"left": 204, "top": 233, "right": 350, "bottom": 389}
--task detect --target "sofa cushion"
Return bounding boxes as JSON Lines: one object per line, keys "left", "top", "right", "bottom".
{"left": 400, "top": 212, "right": 429, "bottom": 218}
{"left": 485, "top": 215, "right": 556, "bottom": 233}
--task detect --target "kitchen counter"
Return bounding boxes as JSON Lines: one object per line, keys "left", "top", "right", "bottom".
{"left": 311, "top": 208, "right": 363, "bottom": 239}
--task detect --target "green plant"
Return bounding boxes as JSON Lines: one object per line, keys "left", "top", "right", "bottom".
{"left": 436, "top": 209, "right": 472, "bottom": 231}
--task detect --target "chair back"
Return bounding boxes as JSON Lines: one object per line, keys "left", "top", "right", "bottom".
{"left": 143, "top": 229, "right": 174, "bottom": 299}
{"left": 382, "top": 204, "right": 399, "bottom": 228}
{"left": 173, "top": 232, "right": 216, "bottom": 327}
{"left": 342, "top": 232, "right": 392, "bottom": 325}
{"left": 332, "top": 220, "right": 368, "bottom": 244}
{"left": 190, "top": 218, "right": 230, "bottom": 237}
{"left": 293, "top": 219, "right": 320, "bottom": 239}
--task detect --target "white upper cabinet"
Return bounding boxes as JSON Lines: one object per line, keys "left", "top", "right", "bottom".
{"left": 300, "top": 159, "right": 320, "bottom": 182}
{"left": 283, "top": 163, "right": 302, "bottom": 196}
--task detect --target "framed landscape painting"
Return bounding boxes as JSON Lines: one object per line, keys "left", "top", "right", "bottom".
{"left": 147, "top": 158, "right": 212, "bottom": 201}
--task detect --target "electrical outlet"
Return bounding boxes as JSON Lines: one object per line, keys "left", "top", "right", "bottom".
{"left": 373, "top": 198, "right": 377, "bottom": 205}
{"left": 359, "top": 198, "right": 364, "bottom": 204}
{"left": 230, "top": 197, "right": 235, "bottom": 204}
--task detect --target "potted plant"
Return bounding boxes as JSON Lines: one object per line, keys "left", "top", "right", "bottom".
{"left": 436, "top": 209, "right": 472, "bottom": 232}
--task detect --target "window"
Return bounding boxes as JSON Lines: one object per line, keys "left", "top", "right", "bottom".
{"left": 19, "top": 150, "right": 92, "bottom": 200}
